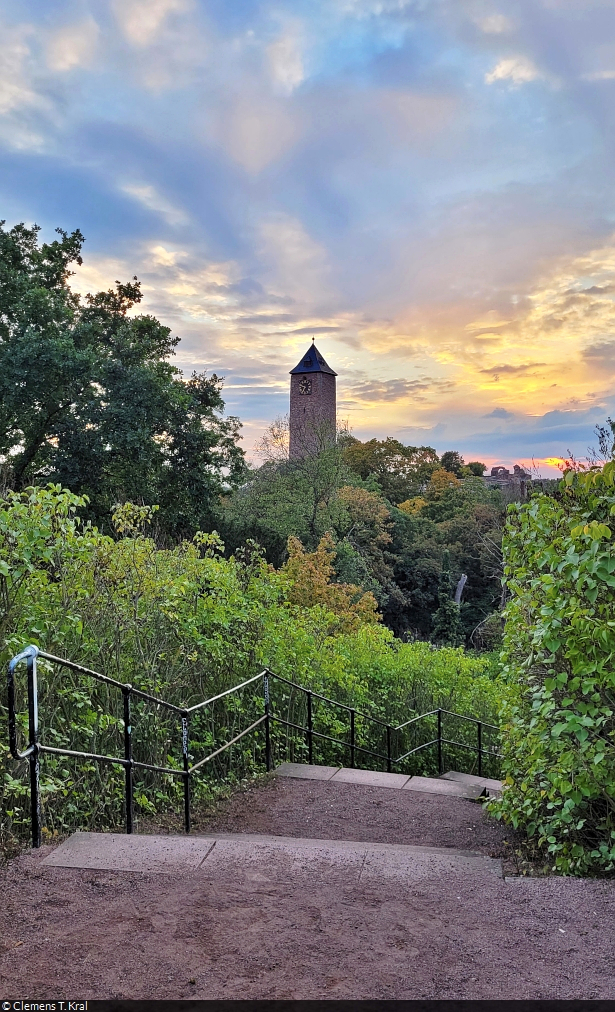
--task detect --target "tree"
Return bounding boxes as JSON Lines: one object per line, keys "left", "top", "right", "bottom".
{"left": 384, "top": 481, "right": 505, "bottom": 639}
{"left": 590, "top": 417, "right": 615, "bottom": 464}
{"left": 427, "top": 468, "right": 460, "bottom": 496}
{"left": 282, "top": 533, "right": 379, "bottom": 633}
{"left": 0, "top": 222, "right": 245, "bottom": 538}
{"left": 342, "top": 437, "right": 439, "bottom": 504}
{"left": 223, "top": 442, "right": 353, "bottom": 565}
{"left": 430, "top": 551, "right": 465, "bottom": 646}
{"left": 439, "top": 450, "right": 465, "bottom": 476}
{"left": 224, "top": 432, "right": 402, "bottom": 606}
{"left": 332, "top": 485, "right": 401, "bottom": 608}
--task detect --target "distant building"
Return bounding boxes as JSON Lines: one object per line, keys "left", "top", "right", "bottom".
{"left": 485, "top": 463, "right": 532, "bottom": 495}
{"left": 289, "top": 342, "right": 337, "bottom": 459}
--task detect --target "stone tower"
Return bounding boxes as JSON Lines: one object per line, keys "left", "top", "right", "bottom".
{"left": 289, "top": 342, "right": 337, "bottom": 459}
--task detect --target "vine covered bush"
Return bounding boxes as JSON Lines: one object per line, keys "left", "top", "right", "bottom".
{"left": 494, "top": 461, "right": 615, "bottom": 875}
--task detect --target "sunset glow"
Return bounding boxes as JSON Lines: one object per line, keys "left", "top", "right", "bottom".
{"left": 4, "top": 0, "right": 615, "bottom": 465}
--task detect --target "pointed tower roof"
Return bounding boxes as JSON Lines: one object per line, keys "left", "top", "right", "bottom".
{"left": 290, "top": 342, "right": 337, "bottom": 376}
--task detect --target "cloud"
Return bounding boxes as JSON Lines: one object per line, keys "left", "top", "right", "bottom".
{"left": 345, "top": 376, "right": 452, "bottom": 403}
{"left": 484, "top": 407, "right": 514, "bottom": 419}
{"left": 581, "top": 70, "right": 615, "bottom": 81}
{"left": 0, "top": 25, "right": 45, "bottom": 117}
{"left": 211, "top": 93, "right": 301, "bottom": 173}
{"left": 7, "top": 0, "right": 615, "bottom": 468}
{"left": 485, "top": 56, "right": 542, "bottom": 86}
{"left": 239, "top": 312, "right": 296, "bottom": 326}
{"left": 267, "top": 24, "right": 305, "bottom": 95}
{"left": 0, "top": 23, "right": 55, "bottom": 151}
{"left": 478, "top": 14, "right": 513, "bottom": 34}
{"left": 257, "top": 213, "right": 332, "bottom": 304}
{"left": 290, "top": 325, "right": 340, "bottom": 335}
{"left": 112, "top": 0, "right": 189, "bottom": 48}
{"left": 47, "top": 19, "right": 99, "bottom": 72}
{"left": 332, "top": 0, "right": 415, "bottom": 16}
{"left": 480, "top": 362, "right": 546, "bottom": 376}
{"left": 536, "top": 410, "right": 591, "bottom": 429}
{"left": 583, "top": 341, "right": 615, "bottom": 373}
{"left": 119, "top": 183, "right": 189, "bottom": 226}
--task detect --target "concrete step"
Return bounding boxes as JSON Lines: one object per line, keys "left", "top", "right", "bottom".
{"left": 42, "top": 830, "right": 502, "bottom": 880}
{"left": 441, "top": 771, "right": 503, "bottom": 797}
{"left": 404, "top": 776, "right": 485, "bottom": 800}
{"left": 275, "top": 763, "right": 486, "bottom": 799}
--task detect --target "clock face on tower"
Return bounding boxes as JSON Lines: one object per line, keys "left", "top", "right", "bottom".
{"left": 299, "top": 376, "right": 312, "bottom": 395}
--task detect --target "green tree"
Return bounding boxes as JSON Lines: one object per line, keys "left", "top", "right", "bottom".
{"left": 439, "top": 450, "right": 465, "bottom": 476}
{"left": 0, "top": 222, "right": 245, "bottom": 537}
{"left": 430, "top": 550, "right": 465, "bottom": 646}
{"left": 342, "top": 437, "right": 439, "bottom": 504}
{"left": 385, "top": 478, "right": 504, "bottom": 639}
{"left": 223, "top": 442, "right": 353, "bottom": 565}
{"left": 223, "top": 436, "right": 403, "bottom": 607}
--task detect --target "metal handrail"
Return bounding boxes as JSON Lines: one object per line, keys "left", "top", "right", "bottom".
{"left": 186, "top": 671, "right": 266, "bottom": 713}
{"left": 438, "top": 709, "right": 500, "bottom": 731}
{"left": 395, "top": 708, "right": 441, "bottom": 732}
{"left": 7, "top": 644, "right": 502, "bottom": 849}
{"left": 188, "top": 716, "right": 267, "bottom": 773}
{"left": 35, "top": 649, "right": 186, "bottom": 713}
{"left": 272, "top": 715, "right": 391, "bottom": 765}
{"left": 270, "top": 671, "right": 390, "bottom": 726}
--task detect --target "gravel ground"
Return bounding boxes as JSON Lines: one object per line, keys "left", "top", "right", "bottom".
{"left": 1, "top": 775, "right": 614, "bottom": 1000}
{"left": 192, "top": 775, "right": 514, "bottom": 857}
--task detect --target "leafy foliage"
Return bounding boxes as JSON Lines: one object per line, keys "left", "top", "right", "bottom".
{"left": 494, "top": 461, "right": 615, "bottom": 874}
{"left": 1, "top": 487, "right": 502, "bottom": 839}
{"left": 430, "top": 552, "right": 465, "bottom": 647}
{"left": 283, "top": 533, "right": 379, "bottom": 633}
{"left": 0, "top": 222, "right": 245, "bottom": 540}
{"left": 341, "top": 437, "right": 440, "bottom": 504}
{"left": 385, "top": 479, "right": 505, "bottom": 638}
{"left": 225, "top": 437, "right": 504, "bottom": 640}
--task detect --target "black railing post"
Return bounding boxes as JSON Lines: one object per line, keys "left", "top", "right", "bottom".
{"left": 350, "top": 709, "right": 355, "bottom": 768}
{"left": 437, "top": 709, "right": 443, "bottom": 775}
{"left": 386, "top": 725, "right": 392, "bottom": 773}
{"left": 264, "top": 672, "right": 272, "bottom": 772}
{"left": 181, "top": 714, "right": 191, "bottom": 834}
{"left": 307, "top": 690, "right": 313, "bottom": 765}
{"left": 477, "top": 721, "right": 482, "bottom": 777}
{"left": 123, "top": 687, "right": 133, "bottom": 835}
{"left": 27, "top": 653, "right": 41, "bottom": 849}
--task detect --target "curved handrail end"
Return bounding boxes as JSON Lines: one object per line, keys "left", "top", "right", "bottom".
{"left": 8, "top": 644, "right": 39, "bottom": 673}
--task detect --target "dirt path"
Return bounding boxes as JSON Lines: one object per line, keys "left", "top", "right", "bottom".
{"left": 191, "top": 775, "right": 513, "bottom": 857}
{"left": 1, "top": 776, "right": 614, "bottom": 1000}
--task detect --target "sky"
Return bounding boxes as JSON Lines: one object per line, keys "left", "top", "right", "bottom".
{"left": 3, "top": 1, "right": 615, "bottom": 472}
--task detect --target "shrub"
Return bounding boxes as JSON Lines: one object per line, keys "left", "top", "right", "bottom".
{"left": 493, "top": 462, "right": 615, "bottom": 875}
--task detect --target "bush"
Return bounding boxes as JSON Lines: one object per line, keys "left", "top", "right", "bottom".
{"left": 493, "top": 462, "right": 615, "bottom": 875}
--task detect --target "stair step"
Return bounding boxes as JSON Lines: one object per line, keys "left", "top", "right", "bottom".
{"left": 404, "top": 776, "right": 485, "bottom": 799}
{"left": 441, "top": 771, "right": 503, "bottom": 796}
{"left": 330, "top": 768, "right": 411, "bottom": 789}
{"left": 275, "top": 762, "right": 340, "bottom": 781}
{"left": 42, "top": 830, "right": 502, "bottom": 879}
{"left": 275, "top": 764, "right": 486, "bottom": 799}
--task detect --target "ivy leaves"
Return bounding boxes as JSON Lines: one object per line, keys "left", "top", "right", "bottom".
{"left": 494, "top": 466, "right": 615, "bottom": 875}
